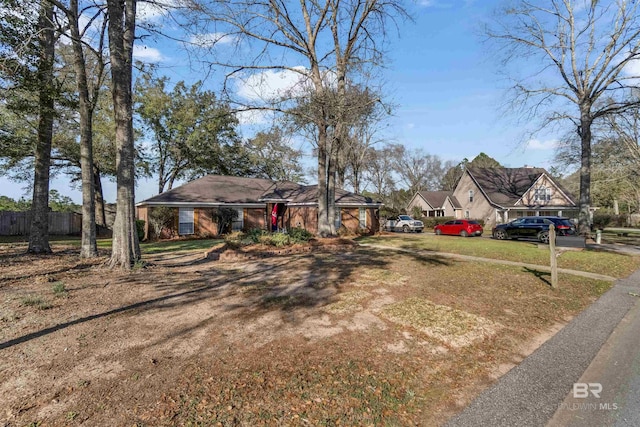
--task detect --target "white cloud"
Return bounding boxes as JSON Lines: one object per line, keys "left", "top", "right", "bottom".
{"left": 418, "top": 0, "right": 453, "bottom": 8}
{"left": 235, "top": 67, "right": 309, "bottom": 102}
{"left": 189, "top": 33, "right": 237, "bottom": 48}
{"left": 527, "top": 138, "right": 558, "bottom": 150}
{"left": 235, "top": 109, "right": 270, "bottom": 126}
{"left": 133, "top": 45, "right": 164, "bottom": 62}
{"left": 136, "top": 0, "right": 179, "bottom": 23}
{"left": 623, "top": 58, "right": 640, "bottom": 78}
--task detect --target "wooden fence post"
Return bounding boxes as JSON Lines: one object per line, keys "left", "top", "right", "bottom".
{"left": 549, "top": 224, "right": 558, "bottom": 289}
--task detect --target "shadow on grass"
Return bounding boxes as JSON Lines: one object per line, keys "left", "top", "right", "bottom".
{"left": 222, "top": 247, "right": 452, "bottom": 321}
{"left": 0, "top": 246, "right": 453, "bottom": 350}
{"left": 522, "top": 266, "right": 552, "bottom": 287}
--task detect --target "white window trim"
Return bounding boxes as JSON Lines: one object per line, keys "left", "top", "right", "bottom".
{"left": 359, "top": 207, "right": 367, "bottom": 228}
{"left": 232, "top": 207, "right": 244, "bottom": 231}
{"left": 178, "top": 207, "right": 194, "bottom": 235}
{"left": 469, "top": 190, "right": 474, "bottom": 203}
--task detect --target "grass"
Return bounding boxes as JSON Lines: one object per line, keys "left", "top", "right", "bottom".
{"left": 20, "top": 295, "right": 52, "bottom": 310}
{"left": 140, "top": 238, "right": 224, "bottom": 254}
{"left": 51, "top": 282, "right": 68, "bottom": 297}
{"left": 0, "top": 244, "right": 616, "bottom": 425}
{"left": 357, "top": 233, "right": 640, "bottom": 279}
{"left": 158, "top": 255, "right": 613, "bottom": 426}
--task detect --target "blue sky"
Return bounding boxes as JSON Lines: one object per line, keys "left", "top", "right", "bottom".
{"left": 1, "top": 0, "right": 563, "bottom": 204}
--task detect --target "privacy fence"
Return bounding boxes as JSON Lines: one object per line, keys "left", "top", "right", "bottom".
{"left": 0, "top": 211, "right": 82, "bottom": 236}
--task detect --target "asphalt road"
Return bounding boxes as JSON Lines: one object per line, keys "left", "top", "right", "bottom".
{"left": 446, "top": 270, "right": 640, "bottom": 427}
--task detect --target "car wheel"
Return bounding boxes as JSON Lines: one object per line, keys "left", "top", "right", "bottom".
{"left": 460, "top": 230, "right": 468, "bottom": 237}
{"left": 494, "top": 229, "right": 508, "bottom": 240}
{"left": 435, "top": 229, "right": 442, "bottom": 235}
{"left": 538, "top": 231, "right": 550, "bottom": 244}
{"left": 402, "top": 225, "right": 409, "bottom": 233}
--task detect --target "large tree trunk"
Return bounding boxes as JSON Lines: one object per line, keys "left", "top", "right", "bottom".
{"left": 28, "top": 0, "right": 55, "bottom": 255}
{"left": 317, "top": 126, "right": 332, "bottom": 237}
{"left": 578, "top": 110, "right": 593, "bottom": 236}
{"left": 70, "top": 0, "right": 98, "bottom": 258}
{"left": 107, "top": 0, "right": 140, "bottom": 268}
{"left": 94, "top": 165, "right": 107, "bottom": 228}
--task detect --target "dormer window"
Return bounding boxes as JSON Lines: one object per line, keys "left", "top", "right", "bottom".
{"left": 469, "top": 190, "right": 474, "bottom": 203}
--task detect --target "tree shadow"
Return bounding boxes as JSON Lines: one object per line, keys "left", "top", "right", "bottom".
{"left": 522, "top": 266, "right": 552, "bottom": 287}
{"left": 0, "top": 246, "right": 453, "bottom": 351}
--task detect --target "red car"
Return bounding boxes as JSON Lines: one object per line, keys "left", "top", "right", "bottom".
{"left": 434, "top": 220, "right": 483, "bottom": 237}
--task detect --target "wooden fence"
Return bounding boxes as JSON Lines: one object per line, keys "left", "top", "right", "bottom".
{"left": 0, "top": 211, "right": 82, "bottom": 236}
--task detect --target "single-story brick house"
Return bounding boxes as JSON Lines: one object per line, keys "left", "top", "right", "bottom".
{"left": 136, "top": 175, "right": 382, "bottom": 239}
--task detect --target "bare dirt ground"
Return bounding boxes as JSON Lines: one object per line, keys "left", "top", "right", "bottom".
{"left": 0, "top": 242, "right": 612, "bottom": 426}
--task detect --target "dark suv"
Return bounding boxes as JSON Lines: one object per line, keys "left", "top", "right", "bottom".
{"left": 492, "top": 216, "right": 576, "bottom": 244}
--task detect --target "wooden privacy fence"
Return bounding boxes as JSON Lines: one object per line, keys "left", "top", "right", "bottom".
{"left": 0, "top": 211, "right": 82, "bottom": 236}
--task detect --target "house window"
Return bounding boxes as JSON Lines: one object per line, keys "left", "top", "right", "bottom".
{"left": 178, "top": 208, "right": 194, "bottom": 235}
{"left": 535, "top": 186, "right": 551, "bottom": 203}
{"left": 335, "top": 208, "right": 342, "bottom": 230}
{"left": 231, "top": 207, "right": 244, "bottom": 231}
{"left": 469, "top": 190, "right": 474, "bottom": 203}
{"left": 465, "top": 210, "right": 470, "bottom": 219}
{"left": 359, "top": 208, "right": 367, "bottom": 228}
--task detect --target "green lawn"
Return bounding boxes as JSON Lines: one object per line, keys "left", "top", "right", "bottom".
{"left": 357, "top": 233, "right": 640, "bottom": 279}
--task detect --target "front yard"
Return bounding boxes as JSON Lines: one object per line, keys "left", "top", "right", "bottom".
{"left": 0, "top": 236, "right": 632, "bottom": 426}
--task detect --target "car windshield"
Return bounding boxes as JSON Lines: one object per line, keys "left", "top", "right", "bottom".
{"left": 399, "top": 215, "right": 412, "bottom": 221}
{"left": 468, "top": 221, "right": 479, "bottom": 225}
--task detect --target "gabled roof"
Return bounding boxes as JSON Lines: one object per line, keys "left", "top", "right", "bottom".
{"left": 466, "top": 167, "right": 576, "bottom": 207}
{"left": 137, "top": 175, "right": 276, "bottom": 205}
{"left": 260, "top": 184, "right": 381, "bottom": 206}
{"left": 417, "top": 191, "right": 462, "bottom": 209}
{"left": 137, "top": 174, "right": 381, "bottom": 207}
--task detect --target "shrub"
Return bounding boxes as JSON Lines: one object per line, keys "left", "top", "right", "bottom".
{"left": 148, "top": 206, "right": 175, "bottom": 240}
{"left": 260, "top": 233, "right": 291, "bottom": 247}
{"left": 288, "top": 227, "right": 314, "bottom": 243}
{"left": 421, "top": 217, "right": 455, "bottom": 228}
{"left": 246, "top": 228, "right": 269, "bottom": 243}
{"left": 224, "top": 231, "right": 245, "bottom": 248}
{"left": 135, "top": 219, "right": 145, "bottom": 242}
{"left": 592, "top": 212, "right": 612, "bottom": 230}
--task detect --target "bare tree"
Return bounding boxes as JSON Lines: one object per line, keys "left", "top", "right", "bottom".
{"left": 364, "top": 143, "right": 400, "bottom": 198}
{"left": 392, "top": 146, "right": 445, "bottom": 194}
{"left": 181, "top": 0, "right": 407, "bottom": 236}
{"left": 487, "top": 0, "right": 640, "bottom": 234}
{"left": 107, "top": 0, "right": 141, "bottom": 268}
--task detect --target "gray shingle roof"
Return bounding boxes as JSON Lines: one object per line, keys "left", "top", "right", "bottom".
{"left": 137, "top": 175, "right": 382, "bottom": 206}
{"left": 418, "top": 191, "right": 458, "bottom": 209}
{"left": 467, "top": 167, "right": 576, "bottom": 207}
{"left": 137, "top": 175, "right": 276, "bottom": 205}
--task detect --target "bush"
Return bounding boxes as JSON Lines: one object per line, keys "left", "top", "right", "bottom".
{"left": 260, "top": 233, "right": 291, "bottom": 247}
{"left": 135, "top": 220, "right": 145, "bottom": 242}
{"left": 592, "top": 212, "right": 612, "bottom": 230}
{"left": 246, "top": 228, "right": 269, "bottom": 243}
{"left": 288, "top": 227, "right": 314, "bottom": 243}
{"left": 224, "top": 231, "right": 245, "bottom": 247}
{"left": 421, "top": 217, "right": 455, "bottom": 229}
{"left": 148, "top": 206, "right": 175, "bottom": 240}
